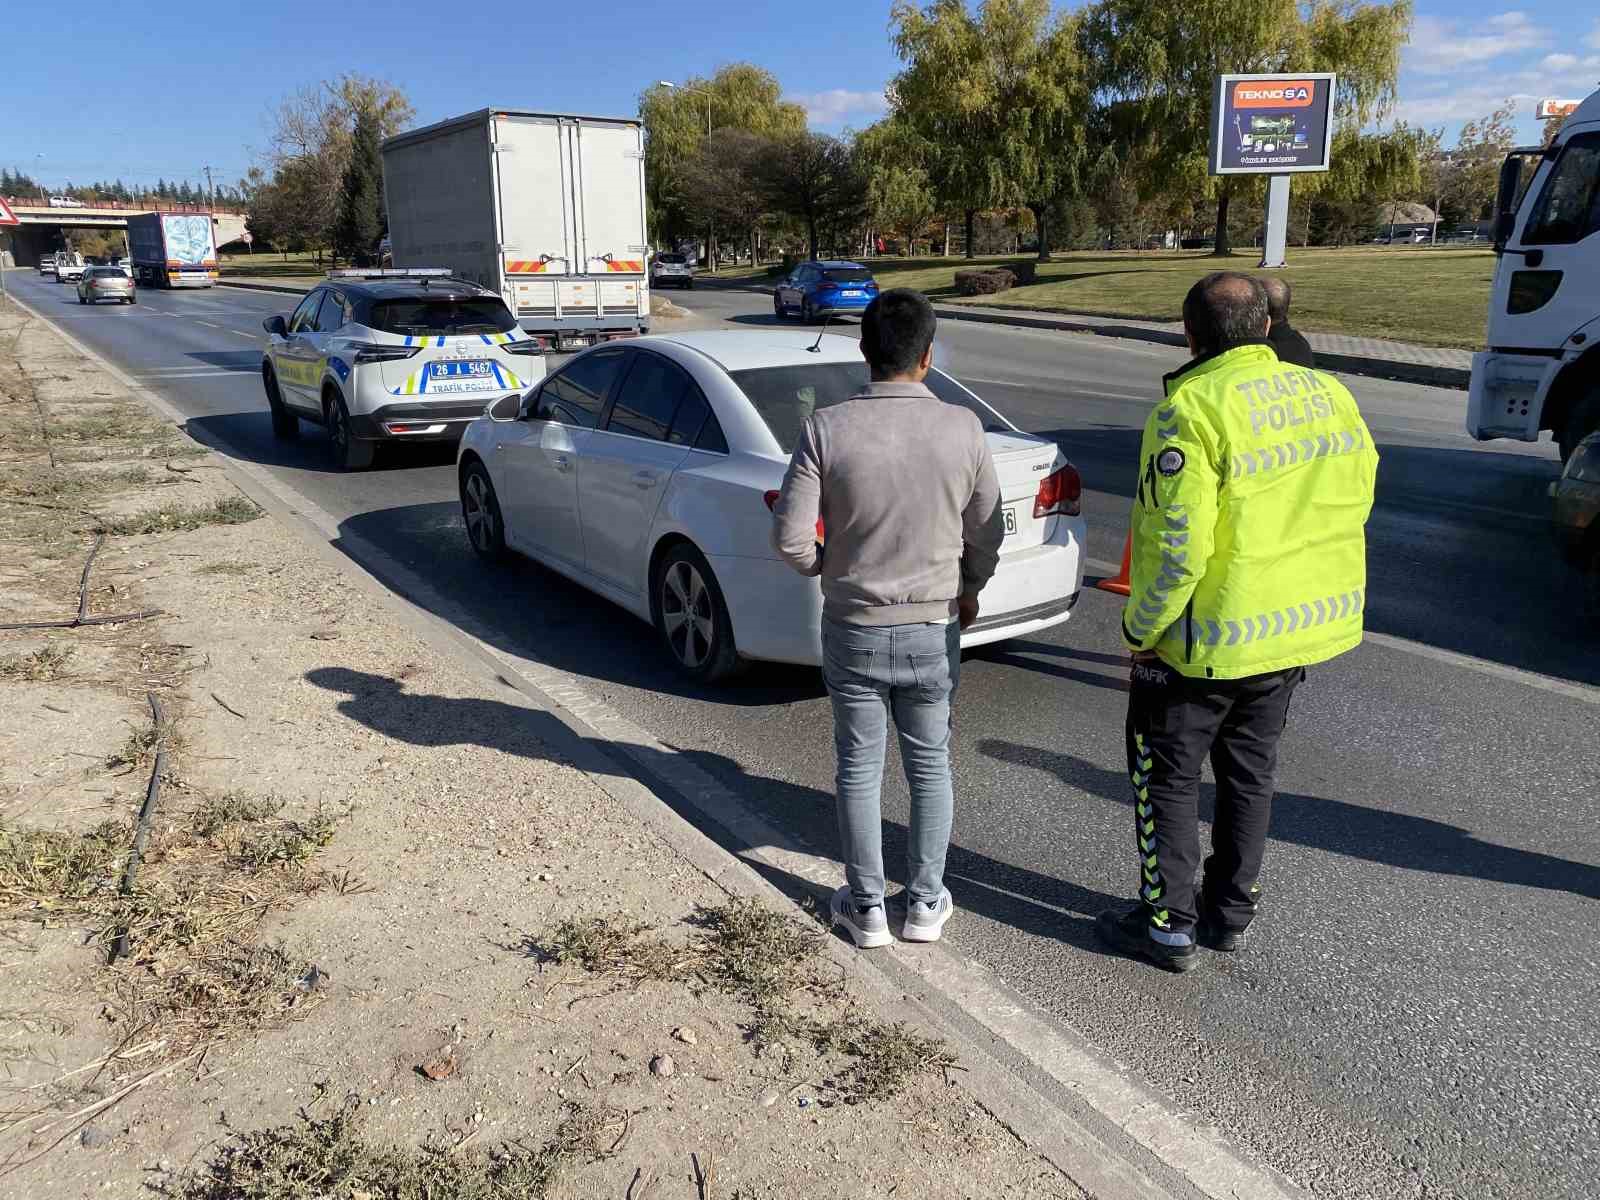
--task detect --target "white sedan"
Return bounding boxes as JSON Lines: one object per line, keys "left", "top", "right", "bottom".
{"left": 456, "top": 330, "right": 1086, "bottom": 681}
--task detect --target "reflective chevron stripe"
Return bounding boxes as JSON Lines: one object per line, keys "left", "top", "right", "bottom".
{"left": 1191, "top": 589, "right": 1365, "bottom": 646}
{"left": 1230, "top": 427, "right": 1365, "bottom": 480}
{"left": 1126, "top": 506, "right": 1191, "bottom": 642}
{"left": 1130, "top": 734, "right": 1167, "bottom": 924}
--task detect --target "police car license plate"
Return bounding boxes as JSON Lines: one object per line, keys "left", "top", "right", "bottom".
{"left": 1003, "top": 506, "right": 1019, "bottom": 535}
{"left": 432, "top": 360, "right": 495, "bottom": 379}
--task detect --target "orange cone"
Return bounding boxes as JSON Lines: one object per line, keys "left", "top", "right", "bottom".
{"left": 1096, "top": 532, "right": 1132, "bottom": 596}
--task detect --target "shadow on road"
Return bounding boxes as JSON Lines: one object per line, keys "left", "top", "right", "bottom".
{"left": 186, "top": 350, "right": 261, "bottom": 372}
{"left": 978, "top": 737, "right": 1600, "bottom": 902}
{"left": 334, "top": 501, "right": 824, "bottom": 709}
{"left": 303, "top": 665, "right": 1118, "bottom": 952}
{"left": 184, "top": 411, "right": 458, "bottom": 475}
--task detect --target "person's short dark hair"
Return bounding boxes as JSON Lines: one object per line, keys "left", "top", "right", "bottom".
{"left": 1259, "top": 275, "right": 1292, "bottom": 323}
{"left": 1181, "top": 272, "right": 1269, "bottom": 353}
{"left": 860, "top": 288, "right": 936, "bottom": 376}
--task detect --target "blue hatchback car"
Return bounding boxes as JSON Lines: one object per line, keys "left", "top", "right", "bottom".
{"left": 773, "top": 260, "right": 880, "bottom": 322}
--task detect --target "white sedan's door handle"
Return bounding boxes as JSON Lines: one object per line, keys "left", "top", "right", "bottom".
{"left": 632, "top": 470, "right": 659, "bottom": 489}
{"left": 553, "top": 454, "right": 572, "bottom": 472}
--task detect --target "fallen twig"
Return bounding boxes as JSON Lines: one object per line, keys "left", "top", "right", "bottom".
{"left": 0, "top": 609, "right": 163, "bottom": 631}
{"left": 75, "top": 533, "right": 104, "bottom": 624}
{"left": 108, "top": 692, "right": 168, "bottom": 966}
{"left": 209, "top": 692, "right": 246, "bottom": 720}
{"left": 626, "top": 1165, "right": 655, "bottom": 1200}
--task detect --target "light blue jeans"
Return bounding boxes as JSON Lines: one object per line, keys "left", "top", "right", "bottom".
{"left": 821, "top": 616, "right": 961, "bottom": 909}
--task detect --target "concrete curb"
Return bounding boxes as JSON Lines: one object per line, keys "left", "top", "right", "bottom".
{"left": 693, "top": 278, "right": 1473, "bottom": 391}
{"left": 7, "top": 287, "right": 1311, "bottom": 1200}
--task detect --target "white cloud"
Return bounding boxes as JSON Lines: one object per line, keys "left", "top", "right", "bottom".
{"left": 1541, "top": 53, "right": 1579, "bottom": 71}
{"left": 1586, "top": 20, "right": 1600, "bottom": 50}
{"left": 786, "top": 88, "right": 888, "bottom": 128}
{"left": 1406, "top": 11, "right": 1551, "bottom": 74}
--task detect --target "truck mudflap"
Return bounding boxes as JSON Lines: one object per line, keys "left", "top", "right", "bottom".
{"left": 1467, "top": 351, "right": 1563, "bottom": 441}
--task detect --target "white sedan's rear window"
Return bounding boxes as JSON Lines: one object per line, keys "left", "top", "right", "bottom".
{"left": 729, "top": 363, "right": 1010, "bottom": 452}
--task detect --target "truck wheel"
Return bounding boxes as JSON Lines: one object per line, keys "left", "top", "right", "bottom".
{"left": 327, "top": 395, "right": 374, "bottom": 470}
{"left": 264, "top": 366, "right": 299, "bottom": 440}
{"left": 1558, "top": 388, "right": 1600, "bottom": 462}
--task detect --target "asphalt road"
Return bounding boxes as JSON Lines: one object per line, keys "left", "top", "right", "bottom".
{"left": 9, "top": 268, "right": 1598, "bottom": 1200}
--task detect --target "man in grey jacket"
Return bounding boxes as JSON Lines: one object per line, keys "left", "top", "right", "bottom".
{"left": 771, "top": 289, "right": 1004, "bottom": 948}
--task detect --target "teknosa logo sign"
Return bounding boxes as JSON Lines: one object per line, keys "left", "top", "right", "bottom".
{"left": 1233, "top": 81, "right": 1315, "bottom": 109}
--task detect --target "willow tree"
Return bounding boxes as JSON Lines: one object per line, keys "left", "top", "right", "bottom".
{"left": 639, "top": 64, "right": 807, "bottom": 254}
{"left": 1081, "top": 0, "right": 1413, "bottom": 255}
{"left": 889, "top": 0, "right": 1090, "bottom": 260}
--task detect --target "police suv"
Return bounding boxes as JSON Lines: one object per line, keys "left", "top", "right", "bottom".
{"left": 260, "top": 269, "right": 546, "bottom": 470}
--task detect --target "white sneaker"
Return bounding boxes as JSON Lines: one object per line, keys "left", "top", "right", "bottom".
{"left": 830, "top": 886, "right": 892, "bottom": 949}
{"left": 901, "top": 888, "right": 954, "bottom": 943}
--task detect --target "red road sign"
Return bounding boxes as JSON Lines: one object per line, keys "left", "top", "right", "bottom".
{"left": 0, "top": 197, "right": 19, "bottom": 226}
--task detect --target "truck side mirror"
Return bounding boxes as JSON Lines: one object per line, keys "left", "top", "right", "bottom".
{"left": 1493, "top": 156, "right": 1524, "bottom": 253}
{"left": 262, "top": 314, "right": 288, "bottom": 337}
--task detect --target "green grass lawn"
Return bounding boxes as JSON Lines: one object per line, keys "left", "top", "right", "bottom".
{"left": 217, "top": 251, "right": 328, "bottom": 280}
{"left": 731, "top": 247, "right": 1495, "bottom": 350}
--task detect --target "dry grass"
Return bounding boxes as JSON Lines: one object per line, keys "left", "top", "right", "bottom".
{"left": 194, "top": 561, "right": 257, "bottom": 577}
{"left": 0, "top": 645, "right": 73, "bottom": 682}
{"left": 533, "top": 898, "right": 954, "bottom": 1104}
{"left": 167, "top": 1100, "right": 627, "bottom": 1200}
{"left": 96, "top": 496, "right": 261, "bottom": 536}
{"left": 0, "top": 790, "right": 345, "bottom": 1057}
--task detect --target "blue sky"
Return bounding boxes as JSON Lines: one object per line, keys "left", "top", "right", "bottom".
{"left": 1, "top": 1, "right": 1596, "bottom": 193}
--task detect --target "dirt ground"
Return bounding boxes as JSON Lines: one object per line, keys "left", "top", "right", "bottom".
{"left": 0, "top": 299, "right": 1079, "bottom": 1197}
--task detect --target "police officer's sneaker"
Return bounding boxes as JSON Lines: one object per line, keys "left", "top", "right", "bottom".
{"left": 1196, "top": 914, "right": 1248, "bottom": 952}
{"left": 830, "top": 886, "right": 892, "bottom": 949}
{"left": 1095, "top": 903, "right": 1199, "bottom": 973}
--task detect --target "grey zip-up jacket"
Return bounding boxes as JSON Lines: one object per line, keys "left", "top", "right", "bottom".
{"left": 770, "top": 380, "right": 1004, "bottom": 626}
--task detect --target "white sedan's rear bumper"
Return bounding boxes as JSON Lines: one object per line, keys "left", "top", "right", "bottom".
{"left": 714, "top": 514, "right": 1087, "bottom": 667}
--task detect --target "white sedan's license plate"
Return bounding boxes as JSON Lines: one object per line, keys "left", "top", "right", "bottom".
{"left": 1004, "top": 506, "right": 1019, "bottom": 535}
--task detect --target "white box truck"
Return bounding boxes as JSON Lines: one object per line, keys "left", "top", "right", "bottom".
{"left": 1467, "top": 88, "right": 1600, "bottom": 460}
{"left": 381, "top": 108, "right": 650, "bottom": 348}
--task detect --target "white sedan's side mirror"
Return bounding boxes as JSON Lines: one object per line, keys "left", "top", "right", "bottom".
{"left": 485, "top": 392, "right": 522, "bottom": 422}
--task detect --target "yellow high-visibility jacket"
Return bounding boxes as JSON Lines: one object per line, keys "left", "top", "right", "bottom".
{"left": 1122, "top": 341, "right": 1378, "bottom": 679}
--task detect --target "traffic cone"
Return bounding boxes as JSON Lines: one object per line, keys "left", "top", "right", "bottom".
{"left": 1096, "top": 532, "right": 1132, "bottom": 596}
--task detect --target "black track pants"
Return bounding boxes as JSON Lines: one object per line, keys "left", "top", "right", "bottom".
{"left": 1125, "top": 661, "right": 1304, "bottom": 939}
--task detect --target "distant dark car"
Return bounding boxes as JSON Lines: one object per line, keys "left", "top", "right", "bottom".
{"left": 772, "top": 260, "right": 879, "bottom": 322}
{"left": 1552, "top": 431, "right": 1600, "bottom": 617}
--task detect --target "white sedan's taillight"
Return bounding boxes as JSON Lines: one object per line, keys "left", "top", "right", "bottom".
{"left": 1034, "top": 465, "right": 1082, "bottom": 518}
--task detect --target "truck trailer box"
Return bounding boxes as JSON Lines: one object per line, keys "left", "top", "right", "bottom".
{"left": 381, "top": 108, "right": 650, "bottom": 345}
{"left": 126, "top": 212, "right": 218, "bottom": 289}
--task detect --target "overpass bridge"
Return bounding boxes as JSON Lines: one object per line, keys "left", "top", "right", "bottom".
{"left": 0, "top": 201, "right": 248, "bottom": 266}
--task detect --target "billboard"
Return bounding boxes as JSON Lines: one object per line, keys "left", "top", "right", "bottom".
{"left": 1535, "top": 98, "right": 1582, "bottom": 120}
{"left": 1209, "top": 72, "right": 1337, "bottom": 175}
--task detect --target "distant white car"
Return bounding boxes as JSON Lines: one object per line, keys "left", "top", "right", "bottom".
{"left": 456, "top": 330, "right": 1087, "bottom": 680}
{"left": 259, "top": 269, "right": 547, "bottom": 470}
{"left": 650, "top": 252, "right": 694, "bottom": 289}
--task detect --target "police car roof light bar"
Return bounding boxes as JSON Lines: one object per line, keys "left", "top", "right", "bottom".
{"left": 327, "top": 268, "right": 453, "bottom": 279}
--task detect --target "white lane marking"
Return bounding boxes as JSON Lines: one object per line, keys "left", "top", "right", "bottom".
{"left": 1081, "top": 556, "right": 1600, "bottom": 705}
{"left": 228, "top": 329, "right": 259, "bottom": 339}
{"left": 195, "top": 320, "right": 221, "bottom": 329}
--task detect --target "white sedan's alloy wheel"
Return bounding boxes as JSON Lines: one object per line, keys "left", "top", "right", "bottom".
{"left": 661, "top": 559, "right": 717, "bottom": 669}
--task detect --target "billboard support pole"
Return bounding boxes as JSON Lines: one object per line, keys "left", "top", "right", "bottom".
{"left": 1259, "top": 175, "right": 1291, "bottom": 269}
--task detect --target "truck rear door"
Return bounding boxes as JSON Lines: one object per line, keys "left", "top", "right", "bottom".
{"left": 493, "top": 114, "right": 577, "bottom": 325}
{"left": 573, "top": 120, "right": 648, "bottom": 322}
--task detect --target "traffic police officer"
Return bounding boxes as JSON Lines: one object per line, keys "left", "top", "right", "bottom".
{"left": 1097, "top": 272, "right": 1378, "bottom": 972}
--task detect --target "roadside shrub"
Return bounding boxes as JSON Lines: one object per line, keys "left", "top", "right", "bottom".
{"left": 1010, "top": 260, "right": 1038, "bottom": 286}
{"left": 955, "top": 268, "right": 1016, "bottom": 296}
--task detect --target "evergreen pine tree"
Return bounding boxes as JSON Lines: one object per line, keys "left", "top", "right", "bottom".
{"left": 333, "top": 107, "right": 384, "bottom": 265}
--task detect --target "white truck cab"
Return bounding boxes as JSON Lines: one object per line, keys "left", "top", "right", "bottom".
{"left": 1467, "top": 88, "right": 1600, "bottom": 460}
